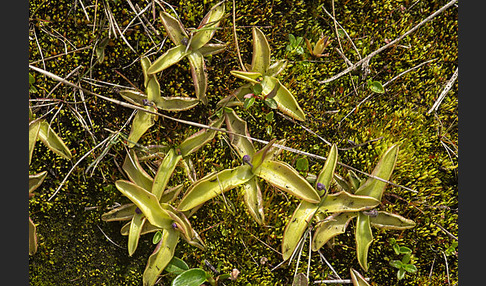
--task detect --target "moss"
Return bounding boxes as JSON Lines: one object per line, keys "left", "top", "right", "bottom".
{"left": 29, "top": 0, "right": 457, "bottom": 285}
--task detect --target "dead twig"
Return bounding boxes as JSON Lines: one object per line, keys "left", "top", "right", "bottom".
{"left": 427, "top": 67, "right": 458, "bottom": 114}
{"left": 319, "top": 0, "right": 458, "bottom": 84}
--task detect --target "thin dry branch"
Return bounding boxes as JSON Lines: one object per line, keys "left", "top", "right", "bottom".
{"left": 318, "top": 0, "right": 458, "bottom": 84}
{"left": 427, "top": 67, "right": 458, "bottom": 114}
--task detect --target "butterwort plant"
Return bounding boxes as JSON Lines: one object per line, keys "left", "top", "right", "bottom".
{"left": 281, "top": 144, "right": 382, "bottom": 262}
{"left": 146, "top": 1, "right": 226, "bottom": 105}
{"left": 311, "top": 144, "right": 416, "bottom": 272}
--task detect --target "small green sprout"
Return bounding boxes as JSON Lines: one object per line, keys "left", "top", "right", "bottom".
{"left": 388, "top": 238, "right": 417, "bottom": 280}
{"left": 286, "top": 34, "right": 305, "bottom": 55}
{"left": 368, "top": 80, "right": 385, "bottom": 94}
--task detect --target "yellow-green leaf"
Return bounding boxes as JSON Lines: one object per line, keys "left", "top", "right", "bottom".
{"left": 141, "top": 57, "right": 152, "bottom": 88}
{"left": 143, "top": 228, "right": 179, "bottom": 286}
{"left": 266, "top": 59, "right": 287, "bottom": 77}
{"left": 147, "top": 45, "right": 186, "bottom": 75}
{"left": 29, "top": 120, "right": 41, "bottom": 165}
{"left": 119, "top": 89, "right": 146, "bottom": 106}
{"left": 161, "top": 203, "right": 206, "bottom": 250}
{"left": 282, "top": 201, "right": 318, "bottom": 261}
{"left": 146, "top": 75, "right": 161, "bottom": 103}
{"left": 319, "top": 191, "right": 379, "bottom": 213}
{"left": 122, "top": 150, "right": 154, "bottom": 192}
{"left": 190, "top": 1, "right": 225, "bottom": 51}
{"left": 29, "top": 171, "right": 47, "bottom": 194}
{"left": 311, "top": 212, "right": 357, "bottom": 251}
{"left": 128, "top": 213, "right": 145, "bottom": 256}
{"left": 350, "top": 268, "right": 371, "bottom": 286}
{"left": 274, "top": 79, "right": 305, "bottom": 121}
{"left": 355, "top": 145, "right": 399, "bottom": 201}
{"left": 255, "top": 160, "right": 320, "bottom": 203}
{"left": 369, "top": 211, "right": 416, "bottom": 230}
{"left": 160, "top": 184, "right": 184, "bottom": 204}
{"left": 155, "top": 97, "right": 200, "bottom": 111}
{"left": 152, "top": 148, "right": 182, "bottom": 200}
{"left": 127, "top": 106, "right": 156, "bottom": 148}
{"left": 178, "top": 165, "right": 254, "bottom": 211}
{"left": 250, "top": 139, "right": 276, "bottom": 172}
{"left": 38, "top": 120, "right": 72, "bottom": 160}
{"left": 260, "top": 76, "right": 280, "bottom": 99}
{"left": 29, "top": 217, "right": 37, "bottom": 255}
{"left": 179, "top": 116, "right": 224, "bottom": 157}
{"left": 101, "top": 203, "right": 137, "bottom": 222}
{"left": 159, "top": 12, "right": 189, "bottom": 46}
{"left": 251, "top": 27, "right": 271, "bottom": 74}
{"left": 313, "top": 35, "right": 330, "bottom": 56}
{"left": 198, "top": 43, "right": 226, "bottom": 56}
{"left": 187, "top": 51, "right": 208, "bottom": 104}
{"left": 115, "top": 180, "right": 172, "bottom": 229}
{"left": 242, "top": 177, "right": 265, "bottom": 225}
{"left": 230, "top": 70, "right": 262, "bottom": 84}
{"left": 316, "top": 144, "right": 338, "bottom": 196}
{"left": 224, "top": 108, "right": 255, "bottom": 158}
{"left": 356, "top": 212, "right": 373, "bottom": 272}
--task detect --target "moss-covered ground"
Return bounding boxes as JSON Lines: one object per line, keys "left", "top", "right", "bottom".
{"left": 29, "top": 0, "right": 457, "bottom": 285}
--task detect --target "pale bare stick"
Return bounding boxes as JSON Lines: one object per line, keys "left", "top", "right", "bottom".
{"left": 77, "top": 0, "right": 90, "bottom": 22}
{"left": 319, "top": 0, "right": 458, "bottom": 84}
{"left": 47, "top": 133, "right": 114, "bottom": 201}
{"left": 29, "top": 64, "right": 417, "bottom": 194}
{"left": 29, "top": 46, "right": 92, "bottom": 65}
{"left": 383, "top": 58, "right": 437, "bottom": 87}
{"left": 321, "top": 5, "right": 361, "bottom": 60}
{"left": 92, "top": 0, "right": 98, "bottom": 34}
{"left": 427, "top": 67, "right": 458, "bottom": 114}
{"left": 443, "top": 251, "right": 451, "bottom": 286}
{"left": 317, "top": 249, "right": 342, "bottom": 280}
{"left": 314, "top": 278, "right": 370, "bottom": 284}
{"left": 329, "top": 0, "right": 359, "bottom": 97}
{"left": 96, "top": 225, "right": 126, "bottom": 249}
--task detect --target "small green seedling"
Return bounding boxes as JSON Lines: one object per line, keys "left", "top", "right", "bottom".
{"left": 286, "top": 34, "right": 304, "bottom": 55}
{"left": 295, "top": 157, "right": 309, "bottom": 173}
{"left": 167, "top": 258, "right": 235, "bottom": 286}
{"left": 29, "top": 73, "right": 37, "bottom": 93}
{"left": 368, "top": 80, "right": 385, "bottom": 94}
{"left": 388, "top": 238, "right": 417, "bottom": 280}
